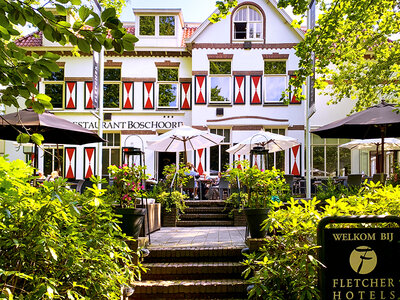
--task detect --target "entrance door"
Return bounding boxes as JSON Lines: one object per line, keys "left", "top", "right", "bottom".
{"left": 158, "top": 152, "right": 176, "bottom": 180}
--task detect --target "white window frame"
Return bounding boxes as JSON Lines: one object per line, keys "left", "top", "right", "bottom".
{"left": 232, "top": 5, "right": 263, "bottom": 41}
{"left": 138, "top": 15, "right": 176, "bottom": 38}
{"left": 264, "top": 75, "right": 287, "bottom": 103}
{"left": 44, "top": 67, "right": 65, "bottom": 110}
{"left": 209, "top": 61, "right": 232, "bottom": 104}
{"left": 157, "top": 68, "right": 179, "bottom": 109}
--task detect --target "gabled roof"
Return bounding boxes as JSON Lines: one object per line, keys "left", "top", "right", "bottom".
{"left": 186, "top": 0, "right": 304, "bottom": 44}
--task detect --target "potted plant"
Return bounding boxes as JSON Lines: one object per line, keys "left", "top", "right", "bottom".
{"left": 155, "top": 163, "right": 190, "bottom": 226}
{"left": 107, "top": 164, "right": 149, "bottom": 238}
{"left": 226, "top": 160, "right": 289, "bottom": 238}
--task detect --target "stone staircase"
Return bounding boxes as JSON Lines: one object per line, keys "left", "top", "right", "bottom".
{"left": 130, "top": 246, "right": 248, "bottom": 299}
{"left": 177, "top": 200, "right": 233, "bottom": 227}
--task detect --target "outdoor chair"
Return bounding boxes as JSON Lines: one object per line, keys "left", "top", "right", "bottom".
{"left": 283, "top": 174, "right": 294, "bottom": 193}
{"left": 182, "top": 176, "right": 195, "bottom": 199}
{"left": 346, "top": 174, "right": 363, "bottom": 188}
{"left": 371, "top": 173, "right": 387, "bottom": 184}
{"left": 218, "top": 176, "right": 230, "bottom": 200}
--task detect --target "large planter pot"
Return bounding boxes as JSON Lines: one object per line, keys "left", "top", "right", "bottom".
{"left": 244, "top": 208, "right": 270, "bottom": 238}
{"left": 161, "top": 207, "right": 178, "bottom": 227}
{"left": 114, "top": 207, "right": 146, "bottom": 238}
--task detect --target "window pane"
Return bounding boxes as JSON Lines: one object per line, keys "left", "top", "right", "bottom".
{"left": 265, "top": 76, "right": 285, "bottom": 102}
{"left": 217, "top": 129, "right": 223, "bottom": 137}
{"left": 211, "top": 77, "right": 230, "bottom": 102}
{"left": 339, "top": 148, "right": 351, "bottom": 176}
{"left": 139, "top": 16, "right": 155, "bottom": 35}
{"left": 111, "top": 149, "right": 120, "bottom": 166}
{"left": 276, "top": 151, "right": 285, "bottom": 171}
{"left": 104, "top": 69, "right": 121, "bottom": 81}
{"left": 234, "top": 22, "right": 247, "bottom": 39}
{"left": 326, "top": 138, "right": 338, "bottom": 145}
{"left": 210, "top": 129, "right": 216, "bottom": 134}
{"left": 264, "top": 61, "right": 286, "bottom": 74}
{"left": 102, "top": 149, "right": 109, "bottom": 176}
{"left": 249, "top": 8, "right": 261, "bottom": 21}
{"left": 114, "top": 133, "right": 120, "bottom": 146}
{"left": 46, "top": 69, "right": 64, "bottom": 81}
{"left": 234, "top": 8, "right": 246, "bottom": 21}
{"left": 221, "top": 145, "right": 230, "bottom": 171}
{"left": 312, "top": 146, "right": 324, "bottom": 176}
{"left": 158, "top": 84, "right": 178, "bottom": 107}
{"left": 158, "top": 68, "right": 178, "bottom": 81}
{"left": 45, "top": 84, "right": 63, "bottom": 108}
{"left": 159, "top": 16, "right": 175, "bottom": 35}
{"left": 210, "top": 145, "right": 219, "bottom": 172}
{"left": 312, "top": 134, "right": 324, "bottom": 145}
{"left": 210, "top": 61, "right": 231, "bottom": 75}
{"left": 103, "top": 83, "right": 120, "bottom": 108}
{"left": 224, "top": 129, "right": 230, "bottom": 143}
{"left": 255, "top": 23, "right": 262, "bottom": 38}
{"left": 326, "top": 146, "right": 338, "bottom": 177}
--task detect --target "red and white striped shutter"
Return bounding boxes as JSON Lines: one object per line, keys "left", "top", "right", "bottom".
{"left": 123, "top": 82, "right": 134, "bottom": 109}
{"left": 234, "top": 76, "right": 245, "bottom": 104}
{"left": 65, "top": 147, "right": 76, "bottom": 179}
{"left": 65, "top": 81, "right": 77, "bottom": 109}
{"left": 195, "top": 148, "right": 206, "bottom": 175}
{"left": 290, "top": 145, "right": 301, "bottom": 175}
{"left": 84, "top": 147, "right": 96, "bottom": 178}
{"left": 85, "top": 82, "right": 94, "bottom": 109}
{"left": 143, "top": 82, "right": 154, "bottom": 109}
{"left": 180, "top": 82, "right": 191, "bottom": 110}
{"left": 250, "top": 76, "right": 262, "bottom": 104}
{"left": 195, "top": 75, "right": 206, "bottom": 104}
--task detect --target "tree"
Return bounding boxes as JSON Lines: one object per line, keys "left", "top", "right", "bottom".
{"left": 0, "top": 0, "right": 137, "bottom": 117}
{"left": 212, "top": 0, "right": 400, "bottom": 111}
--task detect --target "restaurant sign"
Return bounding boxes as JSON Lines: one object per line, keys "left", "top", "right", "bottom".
{"left": 73, "top": 120, "right": 184, "bottom": 130}
{"left": 318, "top": 216, "right": 400, "bottom": 300}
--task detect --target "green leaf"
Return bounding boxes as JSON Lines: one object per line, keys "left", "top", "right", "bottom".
{"left": 16, "top": 133, "right": 30, "bottom": 144}
{"left": 86, "top": 16, "right": 100, "bottom": 28}
{"left": 91, "top": 38, "right": 102, "bottom": 52}
{"left": 77, "top": 38, "right": 90, "bottom": 53}
{"left": 78, "top": 6, "right": 90, "bottom": 22}
{"left": 48, "top": 247, "right": 58, "bottom": 261}
{"left": 101, "top": 8, "right": 116, "bottom": 22}
{"left": 55, "top": 4, "right": 67, "bottom": 16}
{"left": 31, "top": 101, "right": 45, "bottom": 114}
{"left": 31, "top": 133, "right": 44, "bottom": 145}
{"left": 0, "top": 25, "right": 10, "bottom": 40}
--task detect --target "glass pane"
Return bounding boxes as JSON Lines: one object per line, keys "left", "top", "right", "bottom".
{"left": 104, "top": 68, "right": 121, "bottom": 81}
{"left": 255, "top": 23, "right": 262, "bottom": 38}
{"left": 326, "top": 146, "right": 338, "bottom": 177}
{"left": 217, "top": 129, "right": 223, "bottom": 137}
{"left": 339, "top": 148, "right": 351, "bottom": 176}
{"left": 312, "top": 134, "right": 324, "bottom": 145}
{"left": 278, "top": 129, "right": 285, "bottom": 135}
{"left": 211, "top": 77, "right": 230, "bottom": 102}
{"left": 312, "top": 146, "right": 324, "bottom": 176}
{"left": 158, "top": 68, "right": 178, "bottom": 81}
{"left": 159, "top": 16, "right": 175, "bottom": 36}
{"left": 210, "top": 129, "right": 216, "bottom": 134}
{"left": 326, "top": 138, "right": 338, "bottom": 145}
{"left": 234, "top": 8, "right": 246, "bottom": 21}
{"left": 223, "top": 129, "right": 230, "bottom": 143}
{"left": 265, "top": 76, "right": 285, "bottom": 102}
{"left": 45, "top": 84, "right": 63, "bottom": 108}
{"left": 249, "top": 8, "right": 261, "bottom": 21}
{"left": 102, "top": 149, "right": 109, "bottom": 175}
{"left": 158, "top": 84, "right": 178, "bottom": 107}
{"left": 276, "top": 151, "right": 285, "bottom": 171}
{"left": 46, "top": 68, "right": 64, "bottom": 81}
{"left": 103, "top": 83, "right": 120, "bottom": 108}
{"left": 111, "top": 149, "right": 120, "bottom": 167}
{"left": 339, "top": 138, "right": 351, "bottom": 144}
{"left": 103, "top": 133, "right": 110, "bottom": 146}
{"left": 44, "top": 150, "right": 53, "bottom": 175}
{"left": 210, "top": 145, "right": 219, "bottom": 172}
{"left": 210, "top": 61, "right": 231, "bottom": 75}
{"left": 267, "top": 152, "right": 274, "bottom": 170}
{"left": 221, "top": 145, "right": 230, "bottom": 171}
{"left": 264, "top": 61, "right": 286, "bottom": 74}
{"left": 140, "top": 16, "right": 155, "bottom": 35}
{"left": 114, "top": 133, "right": 120, "bottom": 146}
{"left": 234, "top": 22, "right": 246, "bottom": 39}
{"left": 360, "top": 150, "right": 370, "bottom": 175}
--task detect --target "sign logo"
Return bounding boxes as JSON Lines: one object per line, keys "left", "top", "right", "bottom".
{"left": 349, "top": 246, "right": 377, "bottom": 274}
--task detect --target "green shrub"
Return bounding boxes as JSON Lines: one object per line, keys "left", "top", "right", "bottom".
{"left": 156, "top": 191, "right": 188, "bottom": 216}
{"left": 243, "top": 183, "right": 400, "bottom": 299}
{"left": 0, "top": 157, "right": 144, "bottom": 299}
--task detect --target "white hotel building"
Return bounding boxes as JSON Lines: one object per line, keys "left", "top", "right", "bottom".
{"left": 3, "top": 0, "right": 383, "bottom": 181}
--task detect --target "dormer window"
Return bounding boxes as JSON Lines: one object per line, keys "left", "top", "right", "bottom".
{"left": 139, "top": 15, "right": 176, "bottom": 36}
{"left": 233, "top": 6, "right": 263, "bottom": 40}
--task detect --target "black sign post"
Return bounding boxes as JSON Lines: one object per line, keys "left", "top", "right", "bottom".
{"left": 318, "top": 215, "right": 400, "bottom": 300}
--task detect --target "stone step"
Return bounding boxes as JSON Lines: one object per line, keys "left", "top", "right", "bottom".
{"left": 185, "top": 200, "right": 226, "bottom": 207}
{"left": 180, "top": 213, "right": 231, "bottom": 220}
{"left": 184, "top": 207, "right": 228, "bottom": 213}
{"left": 142, "top": 262, "right": 245, "bottom": 280}
{"left": 146, "top": 247, "right": 243, "bottom": 262}
{"left": 130, "top": 279, "right": 248, "bottom": 299}
{"left": 177, "top": 220, "right": 234, "bottom": 227}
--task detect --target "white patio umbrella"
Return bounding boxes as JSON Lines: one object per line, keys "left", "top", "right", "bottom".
{"left": 146, "top": 125, "right": 224, "bottom": 162}
{"left": 339, "top": 138, "right": 400, "bottom": 173}
{"left": 226, "top": 131, "right": 300, "bottom": 155}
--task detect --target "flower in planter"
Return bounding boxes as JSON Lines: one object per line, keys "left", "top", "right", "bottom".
{"left": 107, "top": 164, "right": 149, "bottom": 208}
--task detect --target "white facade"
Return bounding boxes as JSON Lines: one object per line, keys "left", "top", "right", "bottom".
{"left": 7, "top": 0, "right": 354, "bottom": 181}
